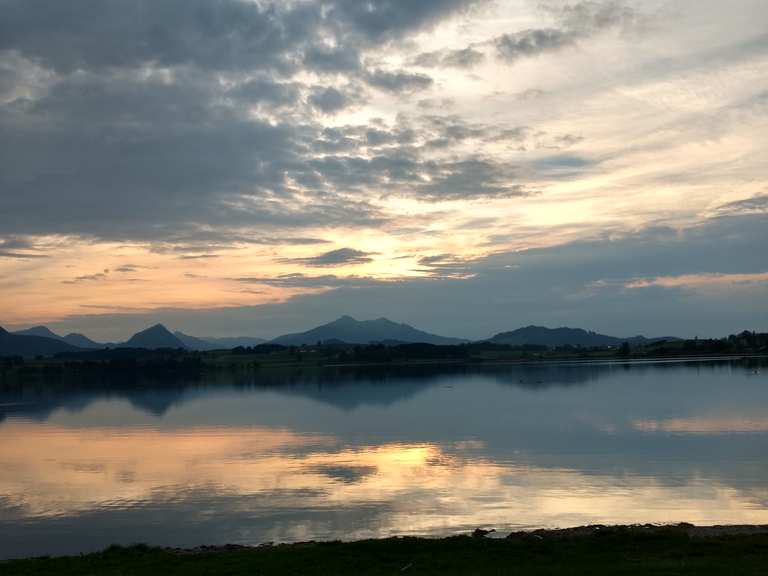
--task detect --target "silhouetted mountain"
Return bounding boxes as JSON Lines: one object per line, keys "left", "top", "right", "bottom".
{"left": 13, "top": 325, "right": 63, "bottom": 340}
{"left": 12, "top": 326, "right": 104, "bottom": 349}
{"left": 624, "top": 334, "right": 680, "bottom": 345}
{"left": 173, "top": 331, "right": 219, "bottom": 351}
{"left": 272, "top": 316, "right": 466, "bottom": 346}
{"left": 61, "top": 333, "right": 103, "bottom": 349}
{"left": 174, "top": 332, "right": 266, "bottom": 350}
{"left": 0, "top": 326, "right": 82, "bottom": 357}
{"left": 487, "top": 325, "right": 678, "bottom": 348}
{"left": 204, "top": 336, "right": 266, "bottom": 348}
{"left": 121, "top": 324, "right": 186, "bottom": 350}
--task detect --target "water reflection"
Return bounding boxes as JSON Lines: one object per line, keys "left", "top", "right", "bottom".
{"left": 0, "top": 359, "right": 766, "bottom": 558}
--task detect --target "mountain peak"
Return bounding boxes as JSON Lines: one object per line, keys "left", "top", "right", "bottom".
{"left": 0, "top": 326, "right": 7, "bottom": 335}
{"left": 272, "top": 316, "right": 466, "bottom": 346}
{"left": 122, "top": 323, "right": 185, "bottom": 349}
{"left": 62, "top": 332, "right": 102, "bottom": 349}
{"left": 13, "top": 325, "right": 62, "bottom": 340}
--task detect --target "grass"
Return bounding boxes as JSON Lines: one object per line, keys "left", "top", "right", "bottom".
{"left": 3, "top": 527, "right": 768, "bottom": 575}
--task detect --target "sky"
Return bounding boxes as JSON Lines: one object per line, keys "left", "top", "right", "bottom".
{"left": 0, "top": 0, "right": 766, "bottom": 341}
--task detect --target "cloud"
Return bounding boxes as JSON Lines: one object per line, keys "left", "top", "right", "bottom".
{"left": 278, "top": 248, "right": 375, "bottom": 267}
{"left": 303, "top": 44, "right": 362, "bottom": 73}
{"left": 625, "top": 272, "right": 768, "bottom": 290}
{"left": 0, "top": 236, "right": 48, "bottom": 259}
{"left": 0, "top": 0, "right": 487, "bottom": 246}
{"left": 177, "top": 254, "right": 220, "bottom": 260}
{"left": 38, "top": 213, "right": 768, "bottom": 341}
{"left": 0, "top": 251, "right": 48, "bottom": 259}
{"left": 3, "top": 0, "right": 767, "bottom": 341}
{"left": 308, "top": 86, "right": 358, "bottom": 113}
{"left": 114, "top": 264, "right": 145, "bottom": 273}
{"left": 495, "top": 28, "right": 574, "bottom": 62}
{"left": 233, "top": 273, "right": 386, "bottom": 289}
{"left": 416, "top": 159, "right": 535, "bottom": 201}
{"left": 415, "top": 253, "right": 476, "bottom": 278}
{"left": 365, "top": 69, "right": 434, "bottom": 93}
{"left": 514, "top": 88, "right": 549, "bottom": 101}
{"left": 713, "top": 194, "right": 768, "bottom": 216}
{"left": 0, "top": 0, "right": 316, "bottom": 74}
{"left": 62, "top": 270, "right": 110, "bottom": 284}
{"left": 494, "top": 0, "right": 641, "bottom": 63}
{"left": 413, "top": 47, "right": 485, "bottom": 68}
{"left": 228, "top": 78, "right": 302, "bottom": 108}
{"left": 325, "top": 0, "right": 482, "bottom": 44}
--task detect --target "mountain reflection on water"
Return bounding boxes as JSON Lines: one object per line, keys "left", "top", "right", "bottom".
{"left": 0, "top": 359, "right": 766, "bottom": 559}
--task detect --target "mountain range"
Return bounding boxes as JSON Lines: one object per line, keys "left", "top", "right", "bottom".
{"left": 0, "top": 326, "right": 81, "bottom": 356}
{"left": 1, "top": 317, "right": 680, "bottom": 358}
{"left": 12, "top": 326, "right": 102, "bottom": 348}
{"left": 271, "top": 315, "right": 467, "bottom": 346}
{"left": 1, "top": 325, "right": 267, "bottom": 356}
{"left": 488, "top": 326, "right": 678, "bottom": 348}
{"left": 173, "top": 332, "right": 266, "bottom": 351}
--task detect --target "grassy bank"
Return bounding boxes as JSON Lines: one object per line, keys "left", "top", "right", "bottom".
{"left": 4, "top": 525, "right": 768, "bottom": 575}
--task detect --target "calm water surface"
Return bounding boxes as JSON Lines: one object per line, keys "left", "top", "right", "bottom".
{"left": 1, "top": 359, "right": 767, "bottom": 558}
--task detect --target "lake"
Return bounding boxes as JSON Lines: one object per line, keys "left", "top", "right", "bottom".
{"left": 1, "top": 358, "right": 766, "bottom": 559}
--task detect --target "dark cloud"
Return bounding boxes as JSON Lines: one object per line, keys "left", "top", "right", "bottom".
{"left": 0, "top": 70, "right": 318, "bottom": 239}
{"left": 228, "top": 78, "right": 302, "bottom": 108}
{"left": 62, "top": 270, "right": 110, "bottom": 284}
{"left": 0, "top": 236, "right": 48, "bottom": 259}
{"left": 0, "top": 236, "right": 34, "bottom": 250}
{"left": 714, "top": 194, "right": 768, "bottom": 216}
{"left": 0, "top": 0, "right": 482, "bottom": 75}
{"left": 0, "top": 0, "right": 493, "bottom": 246}
{"left": 415, "top": 253, "right": 475, "bottom": 278}
{"left": 533, "top": 154, "right": 593, "bottom": 178}
{"left": 413, "top": 47, "right": 485, "bottom": 68}
{"left": 303, "top": 44, "right": 362, "bottom": 73}
{"left": 556, "top": 0, "right": 640, "bottom": 34}
{"left": 0, "top": 0, "right": 316, "bottom": 74}
{"left": 495, "top": 28, "right": 574, "bottom": 62}
{"left": 233, "top": 273, "right": 386, "bottom": 289}
{"left": 295, "top": 114, "right": 544, "bottom": 201}
{"left": 365, "top": 69, "right": 433, "bottom": 93}
{"left": 325, "top": 0, "right": 481, "bottom": 44}
{"left": 308, "top": 86, "right": 358, "bottom": 113}
{"left": 0, "top": 251, "right": 48, "bottom": 259}
{"left": 417, "top": 159, "right": 534, "bottom": 201}
{"left": 494, "top": 1, "right": 639, "bottom": 63}
{"left": 278, "top": 248, "right": 375, "bottom": 267}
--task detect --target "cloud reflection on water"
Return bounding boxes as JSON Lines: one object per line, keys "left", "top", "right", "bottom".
{"left": 1, "top": 420, "right": 767, "bottom": 540}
